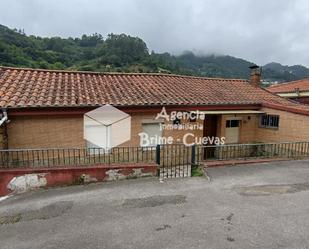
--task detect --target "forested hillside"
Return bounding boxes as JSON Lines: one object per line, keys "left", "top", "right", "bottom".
{"left": 1, "top": 24, "right": 309, "bottom": 82}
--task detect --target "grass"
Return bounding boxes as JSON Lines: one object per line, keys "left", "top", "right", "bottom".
{"left": 191, "top": 165, "right": 204, "bottom": 177}
{"left": 0, "top": 213, "right": 22, "bottom": 225}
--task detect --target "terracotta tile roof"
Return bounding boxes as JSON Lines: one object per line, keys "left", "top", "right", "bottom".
{"left": 1, "top": 66, "right": 309, "bottom": 115}
{"left": 267, "top": 78, "right": 309, "bottom": 93}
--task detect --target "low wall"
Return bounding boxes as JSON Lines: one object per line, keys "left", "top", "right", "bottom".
{"left": 0, "top": 163, "right": 157, "bottom": 197}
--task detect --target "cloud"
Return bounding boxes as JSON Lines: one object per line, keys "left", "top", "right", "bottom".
{"left": 1, "top": 0, "right": 309, "bottom": 66}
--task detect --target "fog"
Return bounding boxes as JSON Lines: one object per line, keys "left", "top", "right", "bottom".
{"left": 1, "top": 0, "right": 309, "bottom": 66}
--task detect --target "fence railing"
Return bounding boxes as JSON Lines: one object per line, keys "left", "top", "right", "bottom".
{"left": 0, "top": 141, "right": 308, "bottom": 169}
{"left": 196, "top": 141, "right": 309, "bottom": 162}
{"left": 0, "top": 147, "right": 156, "bottom": 169}
{"left": 156, "top": 144, "right": 193, "bottom": 178}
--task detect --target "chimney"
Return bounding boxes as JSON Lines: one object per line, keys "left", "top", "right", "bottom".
{"left": 249, "top": 65, "right": 261, "bottom": 87}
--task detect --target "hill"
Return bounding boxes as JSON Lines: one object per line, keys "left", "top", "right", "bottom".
{"left": 263, "top": 62, "right": 309, "bottom": 82}
{"left": 1, "top": 24, "right": 309, "bottom": 82}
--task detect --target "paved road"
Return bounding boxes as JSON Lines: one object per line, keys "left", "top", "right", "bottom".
{"left": 1, "top": 160, "right": 309, "bottom": 249}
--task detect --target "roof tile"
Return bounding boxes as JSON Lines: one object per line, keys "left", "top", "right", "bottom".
{"left": 267, "top": 78, "right": 309, "bottom": 93}
{"left": 0, "top": 66, "right": 309, "bottom": 116}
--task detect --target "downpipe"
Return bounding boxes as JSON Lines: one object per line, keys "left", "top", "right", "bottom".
{"left": 0, "top": 109, "right": 8, "bottom": 126}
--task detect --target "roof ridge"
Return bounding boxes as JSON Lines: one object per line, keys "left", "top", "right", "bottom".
{"left": 0, "top": 66, "right": 248, "bottom": 81}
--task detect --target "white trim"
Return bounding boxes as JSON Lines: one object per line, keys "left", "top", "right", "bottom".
{"left": 141, "top": 119, "right": 165, "bottom": 124}
{"left": 278, "top": 92, "right": 309, "bottom": 97}
{"left": 198, "top": 110, "right": 265, "bottom": 115}
{"left": 0, "top": 110, "right": 8, "bottom": 126}
{"left": 226, "top": 117, "right": 242, "bottom": 121}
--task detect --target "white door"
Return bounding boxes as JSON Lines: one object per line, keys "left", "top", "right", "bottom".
{"left": 225, "top": 120, "right": 240, "bottom": 144}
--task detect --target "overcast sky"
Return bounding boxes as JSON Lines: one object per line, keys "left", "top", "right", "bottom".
{"left": 1, "top": 0, "right": 309, "bottom": 66}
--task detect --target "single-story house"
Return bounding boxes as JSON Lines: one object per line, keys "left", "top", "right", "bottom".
{"left": 267, "top": 78, "right": 309, "bottom": 105}
{"left": 0, "top": 66, "right": 309, "bottom": 150}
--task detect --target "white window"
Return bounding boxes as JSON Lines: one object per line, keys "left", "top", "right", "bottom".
{"left": 141, "top": 123, "right": 163, "bottom": 147}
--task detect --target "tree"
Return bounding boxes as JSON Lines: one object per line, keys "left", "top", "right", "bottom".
{"left": 98, "top": 33, "right": 149, "bottom": 66}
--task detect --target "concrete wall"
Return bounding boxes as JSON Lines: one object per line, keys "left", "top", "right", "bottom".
{"left": 0, "top": 163, "right": 157, "bottom": 196}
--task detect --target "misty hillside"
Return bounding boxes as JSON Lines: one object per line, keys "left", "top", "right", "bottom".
{"left": 263, "top": 62, "right": 309, "bottom": 82}
{"left": 0, "top": 24, "right": 309, "bottom": 82}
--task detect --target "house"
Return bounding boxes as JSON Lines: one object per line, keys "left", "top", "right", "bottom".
{"left": 0, "top": 66, "right": 309, "bottom": 151}
{"left": 267, "top": 78, "right": 309, "bottom": 105}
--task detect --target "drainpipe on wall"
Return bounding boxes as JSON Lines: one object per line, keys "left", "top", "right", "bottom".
{"left": 0, "top": 109, "right": 9, "bottom": 149}
{"left": 0, "top": 109, "right": 8, "bottom": 126}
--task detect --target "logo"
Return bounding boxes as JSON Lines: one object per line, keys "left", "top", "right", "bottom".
{"left": 139, "top": 107, "right": 225, "bottom": 146}
{"left": 84, "top": 104, "right": 131, "bottom": 149}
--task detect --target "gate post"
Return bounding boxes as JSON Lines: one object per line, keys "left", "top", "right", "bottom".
{"left": 156, "top": 144, "right": 161, "bottom": 165}
{"left": 191, "top": 144, "right": 196, "bottom": 166}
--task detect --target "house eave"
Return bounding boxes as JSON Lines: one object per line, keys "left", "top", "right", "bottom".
{"left": 6, "top": 104, "right": 262, "bottom": 117}
{"left": 277, "top": 91, "right": 309, "bottom": 98}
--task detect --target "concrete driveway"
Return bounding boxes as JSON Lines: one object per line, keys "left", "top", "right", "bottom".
{"left": 0, "top": 160, "right": 309, "bottom": 249}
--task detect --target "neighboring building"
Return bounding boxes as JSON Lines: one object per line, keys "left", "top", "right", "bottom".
{"left": 267, "top": 78, "right": 309, "bottom": 104}
{"left": 0, "top": 66, "right": 309, "bottom": 150}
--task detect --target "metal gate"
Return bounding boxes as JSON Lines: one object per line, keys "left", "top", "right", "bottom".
{"left": 156, "top": 144, "right": 194, "bottom": 179}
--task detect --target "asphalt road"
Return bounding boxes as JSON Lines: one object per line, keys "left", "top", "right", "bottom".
{"left": 1, "top": 160, "right": 309, "bottom": 249}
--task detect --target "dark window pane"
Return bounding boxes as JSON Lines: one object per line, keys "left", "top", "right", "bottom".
{"left": 230, "top": 120, "right": 240, "bottom": 127}
{"left": 260, "top": 114, "right": 279, "bottom": 128}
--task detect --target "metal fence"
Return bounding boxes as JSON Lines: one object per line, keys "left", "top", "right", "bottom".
{"left": 196, "top": 141, "right": 309, "bottom": 162}
{"left": 0, "top": 147, "right": 156, "bottom": 168}
{"left": 1, "top": 142, "right": 308, "bottom": 172}
{"left": 156, "top": 144, "right": 192, "bottom": 179}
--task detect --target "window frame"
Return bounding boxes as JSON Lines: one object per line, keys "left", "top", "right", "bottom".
{"left": 259, "top": 114, "right": 280, "bottom": 129}
{"left": 141, "top": 121, "right": 163, "bottom": 148}
{"left": 226, "top": 119, "right": 241, "bottom": 128}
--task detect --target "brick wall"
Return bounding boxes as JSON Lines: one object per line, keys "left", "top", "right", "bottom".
{"left": 7, "top": 112, "right": 203, "bottom": 149}
{"left": 256, "top": 108, "right": 309, "bottom": 142}
{"left": 6, "top": 108, "right": 309, "bottom": 149}
{"left": 0, "top": 126, "right": 4, "bottom": 149}
{"left": 219, "top": 110, "right": 309, "bottom": 144}
{"left": 120, "top": 112, "right": 203, "bottom": 147}
{"left": 219, "top": 114, "right": 259, "bottom": 143}
{"left": 8, "top": 116, "right": 85, "bottom": 149}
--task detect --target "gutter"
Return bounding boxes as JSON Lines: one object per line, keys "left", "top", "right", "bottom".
{"left": 0, "top": 109, "right": 8, "bottom": 126}
{"left": 262, "top": 103, "right": 309, "bottom": 116}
